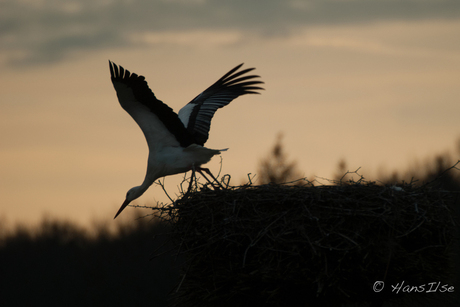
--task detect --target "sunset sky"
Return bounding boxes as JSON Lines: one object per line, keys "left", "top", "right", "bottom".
{"left": 1, "top": 0, "right": 459, "bottom": 230}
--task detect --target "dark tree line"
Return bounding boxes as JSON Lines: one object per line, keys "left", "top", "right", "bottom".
{"left": 0, "top": 216, "right": 180, "bottom": 306}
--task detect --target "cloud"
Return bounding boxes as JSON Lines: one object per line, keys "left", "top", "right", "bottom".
{"left": 1, "top": 0, "right": 459, "bottom": 66}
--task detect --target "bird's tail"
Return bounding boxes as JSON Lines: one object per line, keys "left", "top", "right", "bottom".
{"left": 185, "top": 144, "right": 227, "bottom": 153}
{"left": 184, "top": 144, "right": 227, "bottom": 165}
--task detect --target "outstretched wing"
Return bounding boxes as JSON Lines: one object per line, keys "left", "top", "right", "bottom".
{"left": 109, "top": 61, "right": 195, "bottom": 149}
{"left": 178, "top": 63, "right": 264, "bottom": 146}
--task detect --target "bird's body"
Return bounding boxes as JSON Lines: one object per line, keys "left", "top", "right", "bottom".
{"left": 109, "top": 61, "right": 263, "bottom": 218}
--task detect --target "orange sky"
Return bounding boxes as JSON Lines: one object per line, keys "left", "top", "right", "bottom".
{"left": 1, "top": 2, "right": 460, "bottom": 231}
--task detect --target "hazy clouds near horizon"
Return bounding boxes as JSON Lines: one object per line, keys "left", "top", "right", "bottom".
{"left": 2, "top": 0, "right": 460, "bottom": 66}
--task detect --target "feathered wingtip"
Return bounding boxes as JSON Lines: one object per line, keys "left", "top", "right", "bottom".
{"left": 219, "top": 63, "right": 265, "bottom": 94}
{"left": 109, "top": 60, "right": 127, "bottom": 80}
{"left": 108, "top": 60, "right": 117, "bottom": 79}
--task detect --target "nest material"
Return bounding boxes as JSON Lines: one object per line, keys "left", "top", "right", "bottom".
{"left": 159, "top": 181, "right": 456, "bottom": 307}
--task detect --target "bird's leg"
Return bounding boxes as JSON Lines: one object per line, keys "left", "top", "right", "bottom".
{"left": 197, "top": 167, "right": 224, "bottom": 189}
{"left": 196, "top": 169, "right": 213, "bottom": 186}
{"left": 185, "top": 164, "right": 196, "bottom": 196}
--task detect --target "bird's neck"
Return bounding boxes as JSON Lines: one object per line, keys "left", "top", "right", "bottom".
{"left": 139, "top": 176, "right": 156, "bottom": 194}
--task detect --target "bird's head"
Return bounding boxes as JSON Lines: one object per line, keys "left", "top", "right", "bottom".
{"left": 113, "top": 186, "right": 144, "bottom": 219}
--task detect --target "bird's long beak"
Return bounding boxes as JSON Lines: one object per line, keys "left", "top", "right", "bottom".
{"left": 114, "top": 198, "right": 131, "bottom": 219}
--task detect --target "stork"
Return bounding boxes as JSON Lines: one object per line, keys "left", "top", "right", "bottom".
{"left": 109, "top": 61, "right": 264, "bottom": 218}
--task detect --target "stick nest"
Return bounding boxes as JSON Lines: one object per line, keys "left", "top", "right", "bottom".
{"left": 156, "top": 180, "right": 457, "bottom": 307}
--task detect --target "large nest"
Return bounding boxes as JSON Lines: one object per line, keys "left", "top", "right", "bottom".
{"left": 156, "top": 179, "right": 457, "bottom": 307}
